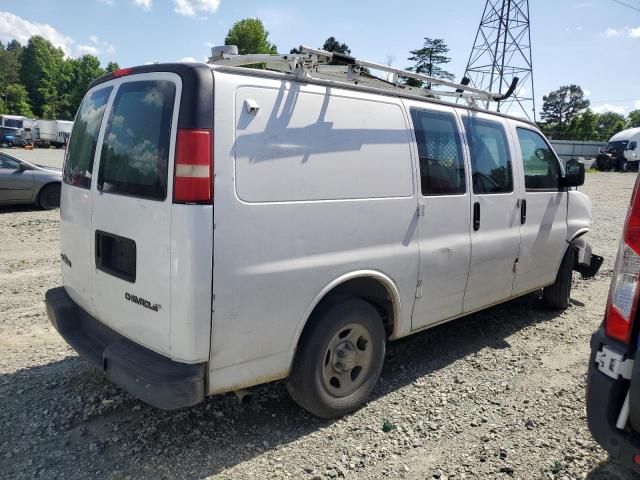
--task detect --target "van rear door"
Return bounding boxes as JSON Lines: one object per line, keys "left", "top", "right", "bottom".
{"left": 90, "top": 73, "right": 181, "bottom": 356}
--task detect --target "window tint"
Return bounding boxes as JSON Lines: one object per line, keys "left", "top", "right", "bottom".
{"left": 97, "top": 80, "right": 175, "bottom": 201}
{"left": 630, "top": 141, "right": 637, "bottom": 151}
{"left": 463, "top": 117, "right": 513, "bottom": 194}
{"left": 517, "top": 128, "right": 560, "bottom": 190}
{"left": 63, "top": 87, "right": 112, "bottom": 188}
{"left": 411, "top": 109, "right": 465, "bottom": 195}
{"left": 0, "top": 154, "right": 20, "bottom": 169}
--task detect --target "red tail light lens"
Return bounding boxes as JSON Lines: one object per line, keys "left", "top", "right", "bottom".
{"left": 173, "top": 129, "right": 213, "bottom": 203}
{"left": 605, "top": 177, "right": 640, "bottom": 343}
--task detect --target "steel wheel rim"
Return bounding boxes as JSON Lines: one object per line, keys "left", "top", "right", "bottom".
{"left": 321, "top": 322, "right": 374, "bottom": 398}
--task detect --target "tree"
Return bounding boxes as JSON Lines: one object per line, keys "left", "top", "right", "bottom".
{"left": 540, "top": 85, "right": 590, "bottom": 135}
{"left": 322, "top": 37, "right": 350, "bottom": 55}
{"left": 628, "top": 110, "right": 640, "bottom": 129}
{"left": 106, "top": 61, "right": 120, "bottom": 73}
{"left": 20, "top": 36, "right": 65, "bottom": 118}
{"left": 406, "top": 38, "right": 455, "bottom": 88}
{"left": 597, "top": 112, "right": 626, "bottom": 141}
{"left": 224, "top": 18, "right": 277, "bottom": 55}
{"left": 3, "top": 83, "right": 33, "bottom": 116}
{"left": 567, "top": 108, "right": 598, "bottom": 141}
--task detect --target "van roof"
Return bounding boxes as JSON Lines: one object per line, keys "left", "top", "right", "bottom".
{"left": 89, "top": 62, "right": 539, "bottom": 130}
{"left": 609, "top": 127, "right": 640, "bottom": 142}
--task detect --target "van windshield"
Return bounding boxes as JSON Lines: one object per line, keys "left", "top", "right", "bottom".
{"left": 97, "top": 80, "right": 176, "bottom": 201}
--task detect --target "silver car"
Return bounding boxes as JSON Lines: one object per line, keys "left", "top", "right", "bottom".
{"left": 0, "top": 151, "right": 62, "bottom": 209}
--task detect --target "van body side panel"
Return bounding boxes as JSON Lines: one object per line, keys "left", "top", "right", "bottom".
{"left": 209, "top": 73, "right": 419, "bottom": 391}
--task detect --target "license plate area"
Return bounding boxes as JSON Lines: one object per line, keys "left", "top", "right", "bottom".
{"left": 95, "top": 230, "right": 136, "bottom": 283}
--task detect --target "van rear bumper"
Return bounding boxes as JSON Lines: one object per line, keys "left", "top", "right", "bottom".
{"left": 45, "top": 286, "right": 205, "bottom": 410}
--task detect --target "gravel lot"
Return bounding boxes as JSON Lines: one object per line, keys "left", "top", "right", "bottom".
{"left": 0, "top": 153, "right": 638, "bottom": 480}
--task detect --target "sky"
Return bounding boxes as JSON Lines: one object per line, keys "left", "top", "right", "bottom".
{"left": 1, "top": 0, "right": 639, "bottom": 119}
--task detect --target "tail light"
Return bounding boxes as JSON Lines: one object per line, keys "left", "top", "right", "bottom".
{"left": 173, "top": 128, "right": 213, "bottom": 203}
{"left": 604, "top": 176, "right": 640, "bottom": 342}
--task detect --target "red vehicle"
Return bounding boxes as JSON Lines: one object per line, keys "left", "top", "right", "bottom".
{"left": 587, "top": 174, "right": 640, "bottom": 471}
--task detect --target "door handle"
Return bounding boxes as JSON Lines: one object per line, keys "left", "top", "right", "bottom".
{"left": 520, "top": 199, "right": 527, "bottom": 225}
{"left": 473, "top": 201, "right": 480, "bottom": 231}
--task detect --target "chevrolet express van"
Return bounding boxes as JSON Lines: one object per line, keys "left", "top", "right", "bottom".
{"left": 46, "top": 56, "right": 600, "bottom": 418}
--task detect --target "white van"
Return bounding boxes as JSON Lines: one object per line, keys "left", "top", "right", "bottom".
{"left": 45, "top": 53, "right": 601, "bottom": 418}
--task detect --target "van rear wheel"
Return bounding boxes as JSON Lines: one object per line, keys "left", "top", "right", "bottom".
{"left": 542, "top": 243, "right": 575, "bottom": 310}
{"left": 287, "top": 297, "right": 385, "bottom": 419}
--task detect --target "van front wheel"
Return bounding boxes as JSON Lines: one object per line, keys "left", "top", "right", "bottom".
{"left": 287, "top": 297, "right": 386, "bottom": 419}
{"left": 542, "top": 243, "right": 575, "bottom": 310}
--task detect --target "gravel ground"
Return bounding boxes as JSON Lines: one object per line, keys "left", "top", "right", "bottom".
{"left": 0, "top": 163, "right": 638, "bottom": 480}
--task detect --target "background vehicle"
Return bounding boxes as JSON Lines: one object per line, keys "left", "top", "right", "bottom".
{"left": 35, "top": 119, "right": 74, "bottom": 148}
{"left": 595, "top": 128, "right": 640, "bottom": 172}
{"left": 0, "top": 151, "right": 62, "bottom": 208}
{"left": 45, "top": 52, "right": 599, "bottom": 419}
{"left": 0, "top": 126, "right": 24, "bottom": 148}
{"left": 0, "top": 114, "right": 25, "bottom": 129}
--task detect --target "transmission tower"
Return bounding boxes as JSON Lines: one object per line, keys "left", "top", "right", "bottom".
{"left": 462, "top": 0, "right": 536, "bottom": 121}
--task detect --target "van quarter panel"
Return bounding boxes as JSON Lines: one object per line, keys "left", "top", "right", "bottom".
{"left": 209, "top": 74, "right": 420, "bottom": 388}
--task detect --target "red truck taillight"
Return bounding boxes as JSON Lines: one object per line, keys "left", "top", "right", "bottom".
{"left": 173, "top": 128, "right": 213, "bottom": 203}
{"left": 605, "top": 176, "right": 640, "bottom": 343}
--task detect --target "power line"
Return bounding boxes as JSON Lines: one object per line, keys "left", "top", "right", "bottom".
{"left": 611, "top": 0, "right": 640, "bottom": 12}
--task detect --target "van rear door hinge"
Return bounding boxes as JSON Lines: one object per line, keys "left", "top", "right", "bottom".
{"left": 415, "top": 280, "right": 423, "bottom": 299}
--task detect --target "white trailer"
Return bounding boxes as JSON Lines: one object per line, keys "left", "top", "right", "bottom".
{"left": 35, "top": 119, "right": 74, "bottom": 148}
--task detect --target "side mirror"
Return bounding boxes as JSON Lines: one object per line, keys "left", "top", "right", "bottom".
{"left": 560, "top": 159, "right": 585, "bottom": 188}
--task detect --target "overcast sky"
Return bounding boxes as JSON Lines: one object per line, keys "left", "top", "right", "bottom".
{"left": 1, "top": 0, "right": 639, "bottom": 118}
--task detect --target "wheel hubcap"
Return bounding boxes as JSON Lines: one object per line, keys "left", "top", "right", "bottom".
{"left": 321, "top": 323, "right": 374, "bottom": 398}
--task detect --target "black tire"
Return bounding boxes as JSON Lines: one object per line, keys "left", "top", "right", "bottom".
{"left": 619, "top": 159, "right": 630, "bottom": 172}
{"left": 542, "top": 243, "right": 575, "bottom": 310}
{"left": 38, "top": 183, "right": 61, "bottom": 210}
{"left": 286, "top": 296, "right": 386, "bottom": 419}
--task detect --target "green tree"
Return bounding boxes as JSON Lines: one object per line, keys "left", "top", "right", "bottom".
{"left": 322, "top": 37, "right": 350, "bottom": 55}
{"left": 540, "top": 85, "right": 590, "bottom": 137}
{"left": 597, "top": 112, "right": 626, "bottom": 141}
{"left": 20, "top": 36, "right": 65, "bottom": 118}
{"left": 566, "top": 108, "right": 598, "bottom": 141}
{"left": 406, "top": 38, "right": 455, "bottom": 88}
{"left": 106, "top": 61, "right": 120, "bottom": 73}
{"left": 224, "top": 18, "right": 277, "bottom": 55}
{"left": 628, "top": 110, "right": 640, "bottom": 129}
{"left": 3, "top": 83, "right": 33, "bottom": 116}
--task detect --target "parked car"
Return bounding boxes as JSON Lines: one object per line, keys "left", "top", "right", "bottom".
{"left": 45, "top": 59, "right": 601, "bottom": 419}
{"left": 587, "top": 173, "right": 640, "bottom": 472}
{"left": 0, "top": 151, "right": 62, "bottom": 209}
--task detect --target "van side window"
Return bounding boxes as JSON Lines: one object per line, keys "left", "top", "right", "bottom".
{"left": 630, "top": 141, "right": 637, "bottom": 151}
{"left": 410, "top": 109, "right": 465, "bottom": 195}
{"left": 516, "top": 128, "right": 560, "bottom": 190}
{"left": 463, "top": 117, "right": 513, "bottom": 194}
{"left": 98, "top": 80, "right": 176, "bottom": 201}
{"left": 63, "top": 87, "right": 112, "bottom": 189}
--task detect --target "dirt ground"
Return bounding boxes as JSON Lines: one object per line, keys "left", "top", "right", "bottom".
{"left": 0, "top": 152, "right": 638, "bottom": 479}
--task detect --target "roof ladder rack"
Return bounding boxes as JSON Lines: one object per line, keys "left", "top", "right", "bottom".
{"left": 208, "top": 45, "right": 519, "bottom": 108}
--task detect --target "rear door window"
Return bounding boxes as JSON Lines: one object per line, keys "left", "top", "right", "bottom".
{"left": 63, "top": 87, "right": 112, "bottom": 188}
{"left": 410, "top": 109, "right": 466, "bottom": 195}
{"left": 97, "top": 80, "right": 176, "bottom": 201}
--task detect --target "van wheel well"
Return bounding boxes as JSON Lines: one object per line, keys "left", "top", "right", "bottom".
{"left": 308, "top": 277, "right": 396, "bottom": 338}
